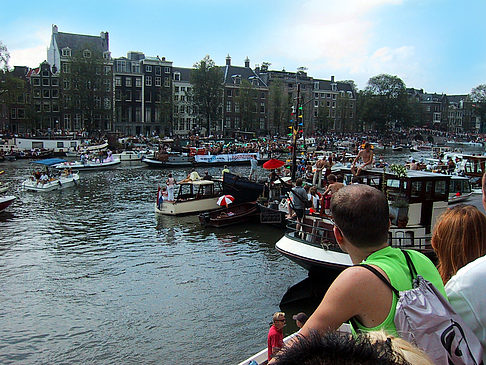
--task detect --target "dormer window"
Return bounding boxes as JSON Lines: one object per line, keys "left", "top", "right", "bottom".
{"left": 331, "top": 83, "right": 337, "bottom": 92}
{"left": 62, "top": 48, "right": 71, "bottom": 57}
{"left": 103, "top": 51, "right": 111, "bottom": 60}
{"left": 314, "top": 81, "right": 319, "bottom": 90}
{"left": 83, "top": 50, "right": 91, "bottom": 58}
{"left": 232, "top": 75, "right": 241, "bottom": 85}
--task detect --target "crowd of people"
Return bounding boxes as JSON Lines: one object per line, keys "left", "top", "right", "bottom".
{"left": 261, "top": 172, "right": 486, "bottom": 364}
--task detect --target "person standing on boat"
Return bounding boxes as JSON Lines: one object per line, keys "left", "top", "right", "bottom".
{"left": 291, "top": 178, "right": 307, "bottom": 231}
{"left": 166, "top": 173, "right": 175, "bottom": 202}
{"left": 289, "top": 184, "right": 445, "bottom": 347}
{"left": 268, "top": 312, "right": 286, "bottom": 362}
{"left": 249, "top": 155, "right": 258, "bottom": 181}
{"left": 351, "top": 142, "right": 374, "bottom": 176}
{"left": 313, "top": 158, "right": 325, "bottom": 188}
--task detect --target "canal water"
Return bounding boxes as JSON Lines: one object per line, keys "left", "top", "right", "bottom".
{"left": 0, "top": 145, "right": 483, "bottom": 364}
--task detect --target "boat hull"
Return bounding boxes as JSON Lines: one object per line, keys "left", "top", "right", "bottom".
{"left": 22, "top": 174, "right": 80, "bottom": 191}
{"left": 155, "top": 197, "right": 220, "bottom": 215}
{"left": 0, "top": 196, "right": 15, "bottom": 212}
{"left": 142, "top": 157, "right": 193, "bottom": 168}
{"left": 199, "top": 202, "right": 260, "bottom": 228}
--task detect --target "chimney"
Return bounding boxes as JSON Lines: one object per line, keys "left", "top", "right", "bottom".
{"left": 226, "top": 54, "right": 231, "bottom": 66}
{"left": 331, "top": 75, "right": 335, "bottom": 82}
{"left": 100, "top": 32, "right": 109, "bottom": 50}
{"left": 52, "top": 24, "right": 58, "bottom": 34}
{"left": 244, "top": 57, "right": 250, "bottom": 68}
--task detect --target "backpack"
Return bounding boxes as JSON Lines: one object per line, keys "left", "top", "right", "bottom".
{"left": 359, "top": 250, "right": 484, "bottom": 365}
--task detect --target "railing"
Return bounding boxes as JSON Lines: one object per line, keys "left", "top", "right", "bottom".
{"left": 285, "top": 216, "right": 433, "bottom": 253}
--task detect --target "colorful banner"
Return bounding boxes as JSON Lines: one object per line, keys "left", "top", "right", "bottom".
{"left": 194, "top": 153, "right": 259, "bottom": 164}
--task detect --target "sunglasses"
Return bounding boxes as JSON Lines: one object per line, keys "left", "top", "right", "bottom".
{"left": 275, "top": 319, "right": 286, "bottom": 322}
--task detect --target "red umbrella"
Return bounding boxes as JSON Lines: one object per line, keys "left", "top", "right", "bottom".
{"left": 263, "top": 159, "right": 285, "bottom": 170}
{"left": 217, "top": 195, "right": 235, "bottom": 208}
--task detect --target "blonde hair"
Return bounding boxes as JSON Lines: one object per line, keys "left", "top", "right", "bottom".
{"left": 367, "top": 330, "right": 434, "bottom": 365}
{"left": 272, "top": 312, "right": 285, "bottom": 323}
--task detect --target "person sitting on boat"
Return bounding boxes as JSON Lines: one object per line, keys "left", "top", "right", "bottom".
{"left": 320, "top": 174, "right": 344, "bottom": 216}
{"left": 222, "top": 165, "right": 230, "bottom": 175}
{"left": 40, "top": 172, "right": 49, "bottom": 184}
{"left": 268, "top": 312, "right": 286, "bottom": 362}
{"left": 283, "top": 184, "right": 445, "bottom": 355}
{"left": 202, "top": 171, "right": 213, "bottom": 181}
{"left": 351, "top": 142, "right": 374, "bottom": 176}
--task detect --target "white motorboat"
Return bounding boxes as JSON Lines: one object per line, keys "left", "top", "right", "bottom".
{"left": 21, "top": 158, "right": 80, "bottom": 192}
{"left": 142, "top": 152, "right": 194, "bottom": 168}
{"left": 112, "top": 151, "right": 143, "bottom": 161}
{"left": 276, "top": 168, "right": 450, "bottom": 274}
{"left": 155, "top": 180, "right": 223, "bottom": 215}
{"left": 54, "top": 156, "right": 121, "bottom": 171}
{"left": 448, "top": 175, "right": 472, "bottom": 204}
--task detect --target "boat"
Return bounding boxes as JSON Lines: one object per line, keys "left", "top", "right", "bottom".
{"left": 0, "top": 196, "right": 15, "bottom": 212}
{"left": 391, "top": 145, "right": 403, "bottom": 151}
{"left": 142, "top": 151, "right": 194, "bottom": 168}
{"left": 448, "top": 175, "right": 472, "bottom": 204}
{"left": 54, "top": 156, "right": 121, "bottom": 171}
{"left": 21, "top": 158, "right": 80, "bottom": 192}
{"left": 155, "top": 180, "right": 223, "bottom": 215}
{"left": 275, "top": 167, "right": 450, "bottom": 275}
{"left": 194, "top": 152, "right": 259, "bottom": 167}
{"left": 112, "top": 151, "right": 143, "bottom": 161}
{"left": 198, "top": 202, "right": 260, "bottom": 228}
{"left": 222, "top": 172, "right": 266, "bottom": 204}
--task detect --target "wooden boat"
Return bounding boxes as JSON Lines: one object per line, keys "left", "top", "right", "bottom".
{"left": 21, "top": 158, "right": 80, "bottom": 192}
{"left": 0, "top": 196, "right": 15, "bottom": 212}
{"left": 276, "top": 167, "right": 450, "bottom": 275}
{"left": 155, "top": 180, "right": 223, "bottom": 215}
{"left": 198, "top": 202, "right": 260, "bottom": 228}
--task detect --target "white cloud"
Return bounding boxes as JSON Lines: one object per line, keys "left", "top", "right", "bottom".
{"left": 6, "top": 25, "right": 51, "bottom": 68}
{"left": 261, "top": 0, "right": 420, "bottom": 88}
{"left": 10, "top": 45, "right": 47, "bottom": 67}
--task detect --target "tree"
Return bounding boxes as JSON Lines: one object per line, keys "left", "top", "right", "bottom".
{"left": 236, "top": 79, "right": 258, "bottom": 131}
{"left": 268, "top": 79, "right": 291, "bottom": 136}
{"left": 0, "top": 41, "right": 9, "bottom": 71}
{"left": 190, "top": 56, "right": 223, "bottom": 137}
{"left": 361, "top": 74, "right": 409, "bottom": 131}
{"left": 469, "top": 84, "right": 486, "bottom": 132}
{"left": 316, "top": 103, "right": 331, "bottom": 133}
{"left": 335, "top": 93, "right": 354, "bottom": 131}
{"left": 61, "top": 46, "right": 112, "bottom": 135}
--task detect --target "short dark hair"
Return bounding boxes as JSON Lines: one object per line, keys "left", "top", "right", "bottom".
{"left": 327, "top": 174, "right": 336, "bottom": 182}
{"left": 331, "top": 184, "right": 389, "bottom": 247}
{"left": 295, "top": 178, "right": 303, "bottom": 186}
{"left": 272, "top": 331, "right": 410, "bottom": 365}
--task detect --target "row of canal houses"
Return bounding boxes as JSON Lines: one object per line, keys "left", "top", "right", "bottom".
{"left": 1, "top": 25, "right": 478, "bottom": 137}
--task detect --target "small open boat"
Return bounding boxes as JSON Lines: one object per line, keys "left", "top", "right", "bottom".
{"left": 22, "top": 158, "right": 80, "bottom": 192}
{"left": 54, "top": 157, "right": 120, "bottom": 171}
{"left": 199, "top": 202, "right": 260, "bottom": 228}
{"left": 0, "top": 196, "right": 15, "bottom": 213}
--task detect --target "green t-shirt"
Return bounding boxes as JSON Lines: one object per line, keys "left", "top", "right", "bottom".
{"left": 352, "top": 246, "right": 446, "bottom": 336}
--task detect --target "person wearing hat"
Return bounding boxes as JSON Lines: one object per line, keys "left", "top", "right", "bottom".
{"left": 293, "top": 312, "right": 308, "bottom": 329}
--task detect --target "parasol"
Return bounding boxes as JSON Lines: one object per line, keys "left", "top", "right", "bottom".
{"left": 217, "top": 194, "right": 235, "bottom": 208}
{"left": 262, "top": 159, "right": 285, "bottom": 170}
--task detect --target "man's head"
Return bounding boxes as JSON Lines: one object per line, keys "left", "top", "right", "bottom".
{"left": 272, "top": 312, "right": 286, "bottom": 330}
{"left": 292, "top": 312, "right": 308, "bottom": 328}
{"left": 364, "top": 142, "right": 371, "bottom": 150}
{"left": 331, "top": 184, "right": 389, "bottom": 248}
{"left": 295, "top": 178, "right": 303, "bottom": 187}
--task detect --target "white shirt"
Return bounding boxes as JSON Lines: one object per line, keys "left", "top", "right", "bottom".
{"left": 445, "top": 254, "right": 486, "bottom": 364}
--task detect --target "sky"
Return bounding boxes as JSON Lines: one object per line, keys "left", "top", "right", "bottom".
{"left": 1, "top": 0, "right": 485, "bottom": 95}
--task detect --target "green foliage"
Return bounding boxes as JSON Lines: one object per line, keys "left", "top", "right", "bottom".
{"left": 236, "top": 79, "right": 258, "bottom": 131}
{"left": 190, "top": 55, "right": 223, "bottom": 136}
{"left": 0, "top": 41, "right": 10, "bottom": 71}
{"left": 389, "top": 163, "right": 408, "bottom": 178}
{"left": 268, "top": 79, "right": 291, "bottom": 135}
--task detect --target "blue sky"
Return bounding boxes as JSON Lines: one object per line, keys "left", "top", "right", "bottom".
{"left": 1, "top": 0, "right": 485, "bottom": 94}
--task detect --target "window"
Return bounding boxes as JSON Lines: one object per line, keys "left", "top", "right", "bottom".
{"left": 175, "top": 86, "right": 179, "bottom": 93}
{"left": 126, "top": 77, "right": 132, "bottom": 87}
{"left": 327, "top": 93, "right": 331, "bottom": 98}
{"left": 62, "top": 63, "right": 70, "bottom": 73}
{"left": 115, "top": 90, "right": 121, "bottom": 101}
{"left": 314, "top": 100, "right": 319, "bottom": 107}
{"left": 174, "top": 73, "right": 180, "bottom": 81}
{"left": 132, "top": 63, "right": 140, "bottom": 73}
{"left": 164, "top": 67, "right": 170, "bottom": 73}
{"left": 33, "top": 89, "right": 41, "bottom": 98}
{"left": 332, "top": 94, "right": 336, "bottom": 100}
{"left": 52, "top": 89, "right": 59, "bottom": 98}
{"left": 226, "top": 101, "right": 231, "bottom": 112}
{"left": 35, "top": 102, "right": 41, "bottom": 112}
{"left": 146, "top": 65, "right": 152, "bottom": 73}
{"left": 115, "top": 76, "right": 122, "bottom": 86}
{"left": 331, "top": 83, "right": 337, "bottom": 91}
{"left": 104, "top": 66, "right": 111, "bottom": 75}
{"left": 155, "top": 66, "right": 161, "bottom": 75}
{"left": 83, "top": 50, "right": 91, "bottom": 58}
{"left": 145, "top": 92, "right": 152, "bottom": 103}
{"left": 10, "top": 109, "right": 17, "bottom": 119}
{"left": 135, "top": 90, "right": 141, "bottom": 101}
{"left": 145, "top": 106, "right": 151, "bottom": 122}
{"left": 174, "top": 95, "right": 179, "bottom": 101}
{"left": 43, "top": 102, "right": 51, "bottom": 112}
{"left": 155, "top": 77, "right": 161, "bottom": 86}
{"left": 33, "top": 78, "right": 40, "bottom": 86}
{"left": 43, "top": 89, "right": 50, "bottom": 98}
{"left": 126, "top": 90, "right": 132, "bottom": 101}
{"left": 42, "top": 78, "right": 49, "bottom": 86}
{"left": 332, "top": 101, "right": 336, "bottom": 108}
{"left": 62, "top": 48, "right": 71, "bottom": 57}
{"left": 164, "top": 78, "right": 170, "bottom": 87}
{"left": 64, "top": 114, "right": 71, "bottom": 125}
{"left": 135, "top": 78, "right": 142, "bottom": 87}
{"left": 315, "top": 93, "right": 319, "bottom": 98}
{"left": 146, "top": 76, "right": 152, "bottom": 86}
{"left": 181, "top": 87, "right": 186, "bottom": 92}
{"left": 51, "top": 78, "right": 59, "bottom": 86}
{"left": 52, "top": 103, "right": 59, "bottom": 112}
{"left": 260, "top": 102, "right": 265, "bottom": 113}
{"left": 63, "top": 80, "right": 70, "bottom": 89}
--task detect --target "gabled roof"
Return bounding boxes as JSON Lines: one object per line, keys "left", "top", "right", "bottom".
{"left": 173, "top": 67, "right": 192, "bottom": 82}
{"left": 223, "top": 65, "right": 267, "bottom": 87}
{"left": 55, "top": 32, "right": 108, "bottom": 55}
